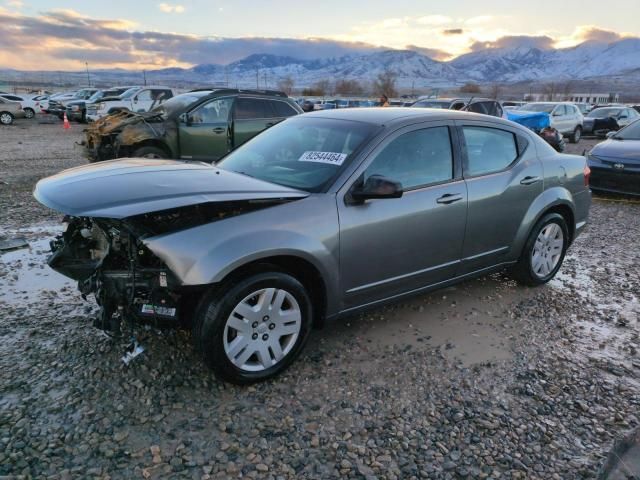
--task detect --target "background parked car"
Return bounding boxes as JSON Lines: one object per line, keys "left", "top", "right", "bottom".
{"left": 65, "top": 87, "right": 132, "bottom": 123}
{"left": 0, "top": 97, "right": 26, "bottom": 125}
{"left": 412, "top": 97, "right": 504, "bottom": 117}
{"left": 84, "top": 89, "right": 302, "bottom": 162}
{"left": 586, "top": 120, "right": 640, "bottom": 196}
{"left": 0, "top": 94, "right": 38, "bottom": 119}
{"left": 87, "top": 86, "right": 174, "bottom": 121}
{"left": 47, "top": 88, "right": 98, "bottom": 118}
{"left": 583, "top": 106, "right": 640, "bottom": 137}
{"left": 519, "top": 102, "right": 583, "bottom": 143}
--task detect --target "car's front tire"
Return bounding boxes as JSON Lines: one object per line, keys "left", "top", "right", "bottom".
{"left": 569, "top": 126, "right": 582, "bottom": 143}
{"left": 0, "top": 112, "right": 13, "bottom": 125}
{"left": 132, "top": 146, "right": 168, "bottom": 159}
{"left": 23, "top": 108, "right": 35, "bottom": 119}
{"left": 193, "top": 271, "right": 313, "bottom": 384}
{"left": 511, "top": 212, "right": 569, "bottom": 286}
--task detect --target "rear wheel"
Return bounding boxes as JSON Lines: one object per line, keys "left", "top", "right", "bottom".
{"left": 23, "top": 108, "right": 35, "bottom": 119}
{"left": 0, "top": 112, "right": 13, "bottom": 125}
{"left": 511, "top": 213, "right": 569, "bottom": 286}
{"left": 569, "top": 126, "right": 582, "bottom": 143}
{"left": 193, "top": 271, "right": 313, "bottom": 384}
{"left": 132, "top": 146, "right": 168, "bottom": 159}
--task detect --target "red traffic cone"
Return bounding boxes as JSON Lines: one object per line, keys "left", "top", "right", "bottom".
{"left": 63, "top": 112, "right": 70, "bottom": 130}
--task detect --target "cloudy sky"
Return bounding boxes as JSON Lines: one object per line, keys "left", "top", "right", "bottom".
{"left": 1, "top": 0, "right": 639, "bottom": 70}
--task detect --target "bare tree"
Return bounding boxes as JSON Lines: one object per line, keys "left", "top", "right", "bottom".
{"left": 301, "top": 79, "right": 331, "bottom": 97}
{"left": 487, "top": 83, "right": 502, "bottom": 99}
{"left": 334, "top": 78, "right": 364, "bottom": 96}
{"left": 373, "top": 70, "right": 398, "bottom": 98}
{"left": 460, "top": 82, "right": 481, "bottom": 94}
{"left": 277, "top": 75, "right": 295, "bottom": 95}
{"left": 543, "top": 82, "right": 557, "bottom": 101}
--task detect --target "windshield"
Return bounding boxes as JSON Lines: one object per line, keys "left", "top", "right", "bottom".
{"left": 150, "top": 92, "right": 210, "bottom": 117}
{"left": 612, "top": 120, "right": 640, "bottom": 140}
{"left": 120, "top": 88, "right": 140, "bottom": 100}
{"left": 412, "top": 100, "right": 450, "bottom": 109}
{"left": 521, "top": 103, "right": 555, "bottom": 113}
{"left": 218, "top": 117, "right": 377, "bottom": 192}
{"left": 588, "top": 108, "right": 622, "bottom": 118}
{"left": 87, "top": 91, "right": 105, "bottom": 102}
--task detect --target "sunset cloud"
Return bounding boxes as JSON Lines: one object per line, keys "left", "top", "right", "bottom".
{"left": 158, "top": 3, "right": 185, "bottom": 14}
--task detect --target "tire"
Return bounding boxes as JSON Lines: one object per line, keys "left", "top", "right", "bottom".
{"left": 23, "top": 108, "right": 35, "bottom": 119}
{"left": 569, "top": 126, "right": 582, "bottom": 144}
{"left": 132, "top": 146, "right": 168, "bottom": 159}
{"left": 511, "top": 212, "right": 569, "bottom": 286}
{"left": 0, "top": 112, "right": 13, "bottom": 125}
{"left": 193, "top": 271, "right": 313, "bottom": 384}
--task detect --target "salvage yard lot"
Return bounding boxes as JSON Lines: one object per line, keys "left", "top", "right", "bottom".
{"left": 1, "top": 118, "right": 639, "bottom": 479}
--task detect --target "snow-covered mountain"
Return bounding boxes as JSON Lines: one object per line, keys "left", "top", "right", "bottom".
{"left": 2, "top": 38, "right": 640, "bottom": 89}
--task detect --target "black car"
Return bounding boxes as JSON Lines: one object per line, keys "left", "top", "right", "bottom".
{"left": 47, "top": 88, "right": 98, "bottom": 118}
{"left": 587, "top": 120, "right": 640, "bottom": 196}
{"left": 66, "top": 87, "right": 131, "bottom": 123}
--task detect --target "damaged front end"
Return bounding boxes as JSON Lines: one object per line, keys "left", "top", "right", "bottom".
{"left": 50, "top": 216, "right": 188, "bottom": 335}
{"left": 84, "top": 111, "right": 167, "bottom": 161}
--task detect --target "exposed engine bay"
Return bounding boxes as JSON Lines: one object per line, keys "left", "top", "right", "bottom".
{"left": 48, "top": 199, "right": 289, "bottom": 336}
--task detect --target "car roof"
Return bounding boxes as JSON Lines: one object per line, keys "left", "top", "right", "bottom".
{"left": 303, "top": 107, "right": 511, "bottom": 127}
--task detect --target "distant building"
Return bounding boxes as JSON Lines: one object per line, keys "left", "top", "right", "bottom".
{"left": 524, "top": 92, "right": 620, "bottom": 104}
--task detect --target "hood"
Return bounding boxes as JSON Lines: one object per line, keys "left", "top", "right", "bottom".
{"left": 591, "top": 139, "right": 640, "bottom": 163}
{"left": 34, "top": 159, "right": 308, "bottom": 219}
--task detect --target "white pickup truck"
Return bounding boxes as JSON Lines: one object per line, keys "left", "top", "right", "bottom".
{"left": 86, "top": 86, "right": 174, "bottom": 122}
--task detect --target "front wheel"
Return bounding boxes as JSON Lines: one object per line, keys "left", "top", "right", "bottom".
{"left": 193, "top": 271, "right": 313, "bottom": 384}
{"left": 511, "top": 213, "right": 569, "bottom": 286}
{"left": 23, "top": 108, "right": 35, "bottom": 119}
{"left": 569, "top": 126, "right": 582, "bottom": 144}
{"left": 0, "top": 112, "right": 13, "bottom": 125}
{"left": 132, "top": 146, "right": 168, "bottom": 159}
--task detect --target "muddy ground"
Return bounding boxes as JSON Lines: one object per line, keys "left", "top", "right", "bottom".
{"left": 1, "top": 117, "right": 639, "bottom": 479}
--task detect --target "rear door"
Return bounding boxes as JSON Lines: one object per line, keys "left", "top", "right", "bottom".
{"left": 232, "top": 97, "right": 279, "bottom": 147}
{"left": 457, "top": 121, "right": 543, "bottom": 273}
{"left": 337, "top": 122, "right": 468, "bottom": 309}
{"left": 178, "top": 96, "right": 235, "bottom": 162}
{"left": 551, "top": 105, "right": 568, "bottom": 133}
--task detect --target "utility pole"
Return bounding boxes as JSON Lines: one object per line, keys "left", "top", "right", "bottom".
{"left": 263, "top": 72, "right": 267, "bottom": 89}
{"left": 143, "top": 70, "right": 147, "bottom": 86}
{"left": 256, "top": 68, "right": 259, "bottom": 89}
{"left": 85, "top": 62, "right": 91, "bottom": 87}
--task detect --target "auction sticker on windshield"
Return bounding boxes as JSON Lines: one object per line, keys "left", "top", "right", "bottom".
{"left": 299, "top": 151, "right": 348, "bottom": 166}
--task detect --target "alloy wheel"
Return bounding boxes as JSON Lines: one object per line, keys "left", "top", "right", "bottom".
{"left": 0, "top": 113, "right": 12, "bottom": 125}
{"left": 531, "top": 223, "right": 564, "bottom": 278}
{"left": 223, "top": 288, "right": 302, "bottom": 372}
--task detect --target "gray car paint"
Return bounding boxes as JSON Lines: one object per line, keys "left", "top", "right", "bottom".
{"left": 36, "top": 108, "right": 591, "bottom": 321}
{"left": 34, "top": 158, "right": 308, "bottom": 218}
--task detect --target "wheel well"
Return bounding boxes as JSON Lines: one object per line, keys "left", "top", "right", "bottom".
{"left": 128, "top": 139, "right": 172, "bottom": 157}
{"left": 24, "top": 107, "right": 34, "bottom": 112}
{"left": 546, "top": 204, "right": 575, "bottom": 242}
{"left": 220, "top": 256, "right": 328, "bottom": 328}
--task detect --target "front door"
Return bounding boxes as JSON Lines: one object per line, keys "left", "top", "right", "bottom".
{"left": 178, "top": 97, "right": 234, "bottom": 162}
{"left": 457, "top": 121, "right": 544, "bottom": 273}
{"left": 337, "top": 123, "right": 468, "bottom": 310}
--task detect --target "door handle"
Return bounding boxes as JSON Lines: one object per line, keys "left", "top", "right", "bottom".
{"left": 212, "top": 127, "right": 226, "bottom": 134}
{"left": 436, "top": 193, "right": 463, "bottom": 204}
{"left": 520, "top": 176, "right": 541, "bottom": 185}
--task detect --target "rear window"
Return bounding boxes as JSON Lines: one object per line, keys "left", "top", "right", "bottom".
{"left": 462, "top": 126, "right": 518, "bottom": 177}
{"left": 235, "top": 98, "right": 271, "bottom": 119}
{"left": 271, "top": 100, "right": 298, "bottom": 117}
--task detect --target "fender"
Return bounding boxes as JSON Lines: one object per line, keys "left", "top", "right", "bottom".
{"left": 511, "top": 186, "right": 576, "bottom": 258}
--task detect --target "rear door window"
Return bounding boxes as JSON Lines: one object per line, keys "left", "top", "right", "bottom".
{"left": 235, "top": 98, "right": 271, "bottom": 119}
{"left": 462, "top": 126, "right": 518, "bottom": 177}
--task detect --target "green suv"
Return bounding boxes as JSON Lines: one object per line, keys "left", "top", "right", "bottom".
{"left": 84, "top": 89, "right": 303, "bottom": 162}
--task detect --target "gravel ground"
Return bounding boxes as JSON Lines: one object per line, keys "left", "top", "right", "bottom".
{"left": 1, "top": 118, "right": 639, "bottom": 479}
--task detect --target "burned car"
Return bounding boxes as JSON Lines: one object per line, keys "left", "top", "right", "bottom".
{"left": 84, "top": 89, "right": 302, "bottom": 162}
{"left": 36, "top": 108, "right": 590, "bottom": 384}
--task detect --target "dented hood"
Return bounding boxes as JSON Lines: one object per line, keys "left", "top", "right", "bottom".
{"left": 34, "top": 158, "right": 308, "bottom": 218}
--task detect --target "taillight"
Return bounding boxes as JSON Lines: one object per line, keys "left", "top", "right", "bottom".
{"left": 584, "top": 164, "right": 591, "bottom": 187}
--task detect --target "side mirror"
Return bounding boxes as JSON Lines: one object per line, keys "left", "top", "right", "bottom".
{"left": 179, "top": 113, "right": 192, "bottom": 126}
{"left": 619, "top": 115, "right": 628, "bottom": 120}
{"left": 351, "top": 175, "right": 403, "bottom": 203}
{"left": 552, "top": 111, "right": 562, "bottom": 117}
